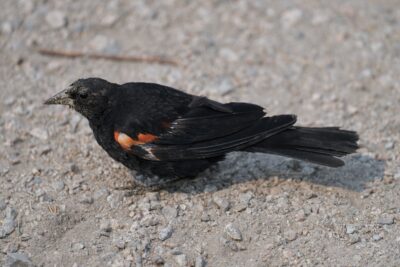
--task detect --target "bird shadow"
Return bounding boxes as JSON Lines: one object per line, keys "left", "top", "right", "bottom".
{"left": 159, "top": 152, "right": 385, "bottom": 194}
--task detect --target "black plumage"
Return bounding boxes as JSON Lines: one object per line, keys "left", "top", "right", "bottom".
{"left": 45, "top": 78, "right": 359, "bottom": 186}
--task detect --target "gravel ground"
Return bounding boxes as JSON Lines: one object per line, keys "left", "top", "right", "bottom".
{"left": 1, "top": 0, "right": 400, "bottom": 266}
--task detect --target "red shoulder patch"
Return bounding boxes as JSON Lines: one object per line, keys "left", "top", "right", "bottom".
{"left": 114, "top": 131, "right": 157, "bottom": 150}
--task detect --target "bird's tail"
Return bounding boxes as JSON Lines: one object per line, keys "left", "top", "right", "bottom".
{"left": 246, "top": 126, "right": 359, "bottom": 167}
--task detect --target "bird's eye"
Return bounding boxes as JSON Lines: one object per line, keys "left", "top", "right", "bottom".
{"left": 79, "top": 92, "right": 88, "bottom": 99}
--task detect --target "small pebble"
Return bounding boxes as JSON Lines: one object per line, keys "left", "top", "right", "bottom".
{"left": 213, "top": 196, "right": 230, "bottom": 212}
{"left": 72, "top": 242, "right": 85, "bottom": 252}
{"left": 114, "top": 239, "right": 126, "bottom": 249}
{"left": 100, "top": 220, "right": 112, "bottom": 233}
{"left": 174, "top": 254, "right": 188, "bottom": 267}
{"left": 159, "top": 226, "right": 173, "bottom": 241}
{"left": 195, "top": 256, "right": 206, "bottom": 267}
{"left": 45, "top": 10, "right": 67, "bottom": 29}
{"left": 52, "top": 181, "right": 65, "bottom": 192}
{"left": 372, "top": 234, "right": 383, "bottom": 241}
{"left": 0, "top": 198, "right": 6, "bottom": 211}
{"left": 284, "top": 230, "right": 297, "bottom": 242}
{"left": 30, "top": 128, "right": 49, "bottom": 140}
{"left": 225, "top": 223, "right": 242, "bottom": 241}
{"left": 4, "top": 252, "right": 33, "bottom": 267}
{"left": 377, "top": 215, "right": 395, "bottom": 225}
{"left": 346, "top": 225, "right": 357, "bottom": 234}
{"left": 281, "top": 9, "right": 303, "bottom": 29}
{"left": 140, "top": 215, "right": 160, "bottom": 227}
{"left": 79, "top": 194, "right": 94, "bottom": 204}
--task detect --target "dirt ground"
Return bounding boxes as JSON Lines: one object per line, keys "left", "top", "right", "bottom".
{"left": 1, "top": 0, "right": 400, "bottom": 266}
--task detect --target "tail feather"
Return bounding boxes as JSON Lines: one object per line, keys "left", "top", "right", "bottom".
{"left": 247, "top": 126, "right": 359, "bottom": 167}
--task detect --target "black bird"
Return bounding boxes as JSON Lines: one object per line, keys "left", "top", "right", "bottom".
{"left": 45, "top": 78, "right": 359, "bottom": 187}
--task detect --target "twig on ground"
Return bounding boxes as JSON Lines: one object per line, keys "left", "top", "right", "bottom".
{"left": 37, "top": 48, "right": 180, "bottom": 66}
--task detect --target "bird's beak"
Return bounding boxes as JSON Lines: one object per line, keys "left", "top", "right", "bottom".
{"left": 44, "top": 88, "right": 74, "bottom": 107}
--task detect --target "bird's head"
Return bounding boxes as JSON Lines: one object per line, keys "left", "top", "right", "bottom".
{"left": 45, "top": 78, "right": 114, "bottom": 119}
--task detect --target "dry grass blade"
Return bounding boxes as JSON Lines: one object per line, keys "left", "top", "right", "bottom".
{"left": 37, "top": 48, "right": 180, "bottom": 66}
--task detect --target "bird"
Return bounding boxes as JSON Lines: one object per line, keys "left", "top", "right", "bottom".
{"left": 45, "top": 78, "right": 359, "bottom": 187}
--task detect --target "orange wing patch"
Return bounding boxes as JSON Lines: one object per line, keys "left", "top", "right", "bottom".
{"left": 114, "top": 131, "right": 157, "bottom": 150}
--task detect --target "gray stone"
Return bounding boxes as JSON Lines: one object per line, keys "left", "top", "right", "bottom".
{"left": 213, "top": 196, "right": 230, "bottom": 212}
{"left": 175, "top": 254, "right": 188, "bottom": 267}
{"left": 377, "top": 215, "right": 395, "bottom": 225}
{"left": 195, "top": 256, "right": 206, "bottom": 267}
{"left": 0, "top": 198, "right": 7, "bottom": 211}
{"left": 114, "top": 239, "right": 126, "bottom": 250}
{"left": 281, "top": 9, "right": 303, "bottom": 29}
{"left": 162, "top": 206, "right": 178, "bottom": 220}
{"left": 45, "top": 10, "right": 67, "bottom": 29}
{"left": 79, "top": 194, "right": 94, "bottom": 204}
{"left": 89, "top": 35, "right": 120, "bottom": 53}
{"left": 4, "top": 252, "right": 33, "bottom": 267}
{"left": 225, "top": 223, "right": 242, "bottom": 241}
{"left": 71, "top": 242, "right": 85, "bottom": 252}
{"left": 284, "top": 230, "right": 297, "bottom": 242}
{"left": 30, "top": 127, "right": 49, "bottom": 140}
{"left": 346, "top": 225, "right": 357, "bottom": 234}
{"left": 94, "top": 188, "right": 110, "bottom": 200}
{"left": 159, "top": 226, "right": 173, "bottom": 241}
{"left": 372, "top": 234, "right": 383, "bottom": 241}
{"left": 107, "top": 193, "right": 123, "bottom": 209}
{"left": 100, "top": 220, "right": 112, "bottom": 233}
{"left": 385, "top": 141, "right": 395, "bottom": 150}
{"left": 140, "top": 215, "right": 159, "bottom": 227}
{"left": 52, "top": 181, "right": 65, "bottom": 191}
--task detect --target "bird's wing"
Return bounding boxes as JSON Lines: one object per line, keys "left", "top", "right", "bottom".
{"left": 114, "top": 97, "right": 296, "bottom": 161}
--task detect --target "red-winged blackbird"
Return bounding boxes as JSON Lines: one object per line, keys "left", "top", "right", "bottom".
{"left": 45, "top": 78, "right": 359, "bottom": 187}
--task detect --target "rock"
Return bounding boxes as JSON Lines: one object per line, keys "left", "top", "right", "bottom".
{"left": 89, "top": 35, "right": 120, "bottom": 54}
{"left": 295, "top": 209, "right": 307, "bottom": 222}
{"left": 281, "top": 9, "right": 303, "bottom": 29}
{"left": 159, "top": 226, "right": 173, "bottom": 241}
{"left": 52, "top": 181, "right": 65, "bottom": 191}
{"left": 220, "top": 237, "right": 238, "bottom": 251}
{"left": 346, "top": 225, "right": 357, "bottom": 234}
{"left": 0, "top": 207, "right": 18, "bottom": 238}
{"left": 94, "top": 188, "right": 110, "bottom": 200}
{"left": 219, "top": 48, "right": 239, "bottom": 62}
{"left": 0, "top": 198, "right": 6, "bottom": 211}
{"left": 174, "top": 254, "right": 188, "bottom": 267}
{"left": 140, "top": 215, "right": 159, "bottom": 227}
{"left": 4, "top": 252, "right": 34, "bottom": 267}
{"left": 311, "top": 10, "right": 330, "bottom": 25}
{"left": 372, "top": 234, "right": 383, "bottom": 241}
{"left": 100, "top": 220, "right": 112, "bottom": 233}
{"left": 45, "top": 10, "right": 67, "bottom": 29}
{"left": 385, "top": 141, "right": 395, "bottom": 150}
{"left": 201, "top": 212, "right": 211, "bottom": 222}
{"left": 100, "top": 14, "right": 119, "bottom": 26}
{"left": 284, "top": 230, "right": 297, "bottom": 242}
{"left": 1, "top": 22, "right": 14, "bottom": 34}
{"left": 195, "top": 256, "right": 206, "bottom": 267}
{"left": 79, "top": 194, "right": 94, "bottom": 204}
{"left": 30, "top": 127, "right": 49, "bottom": 140}
{"left": 114, "top": 239, "right": 126, "bottom": 250}
{"left": 377, "top": 215, "right": 394, "bottom": 225}
{"left": 107, "top": 193, "right": 123, "bottom": 209}
{"left": 213, "top": 196, "right": 230, "bottom": 212}
{"left": 71, "top": 242, "right": 85, "bottom": 252}
{"left": 162, "top": 206, "right": 178, "bottom": 220}
{"left": 209, "top": 77, "right": 235, "bottom": 95}
{"left": 225, "top": 223, "right": 242, "bottom": 241}
{"left": 239, "top": 192, "right": 254, "bottom": 205}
